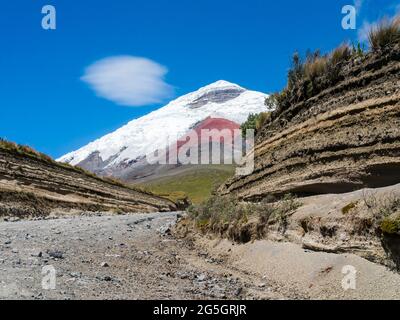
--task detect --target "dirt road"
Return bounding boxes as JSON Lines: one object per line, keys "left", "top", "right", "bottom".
{"left": 0, "top": 212, "right": 287, "bottom": 300}
{"left": 1, "top": 212, "right": 399, "bottom": 300}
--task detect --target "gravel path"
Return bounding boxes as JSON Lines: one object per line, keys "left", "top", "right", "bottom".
{"left": 3, "top": 212, "right": 398, "bottom": 300}
{"left": 0, "top": 212, "right": 286, "bottom": 300}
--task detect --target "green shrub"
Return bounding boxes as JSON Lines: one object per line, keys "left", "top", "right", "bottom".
{"left": 380, "top": 216, "right": 400, "bottom": 234}
{"left": 342, "top": 201, "right": 358, "bottom": 215}
{"left": 362, "top": 192, "right": 400, "bottom": 235}
{"left": 352, "top": 42, "right": 365, "bottom": 57}
{"left": 378, "top": 195, "right": 400, "bottom": 218}
{"left": 287, "top": 52, "right": 304, "bottom": 90}
{"left": 187, "top": 195, "right": 248, "bottom": 229}
{"left": 240, "top": 113, "right": 258, "bottom": 137}
{"left": 265, "top": 94, "right": 277, "bottom": 110}
{"left": 241, "top": 112, "right": 272, "bottom": 136}
{"left": 241, "top": 112, "right": 271, "bottom": 137}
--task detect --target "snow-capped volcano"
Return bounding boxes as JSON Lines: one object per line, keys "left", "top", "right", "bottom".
{"left": 58, "top": 80, "right": 269, "bottom": 176}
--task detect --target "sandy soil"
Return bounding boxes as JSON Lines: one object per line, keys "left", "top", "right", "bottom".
{"left": 198, "top": 237, "right": 400, "bottom": 300}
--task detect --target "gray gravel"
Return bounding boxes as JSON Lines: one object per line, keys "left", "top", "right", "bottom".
{"left": 0, "top": 212, "right": 283, "bottom": 300}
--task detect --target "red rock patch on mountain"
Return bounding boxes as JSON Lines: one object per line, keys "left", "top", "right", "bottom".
{"left": 110, "top": 117, "right": 243, "bottom": 183}
{"left": 193, "top": 117, "right": 240, "bottom": 133}
{"left": 176, "top": 117, "right": 241, "bottom": 149}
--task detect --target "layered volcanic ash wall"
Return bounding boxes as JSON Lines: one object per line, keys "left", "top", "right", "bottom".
{"left": 0, "top": 143, "right": 177, "bottom": 218}
{"left": 220, "top": 45, "right": 400, "bottom": 201}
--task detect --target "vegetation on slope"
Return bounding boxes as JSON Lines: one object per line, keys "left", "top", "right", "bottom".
{"left": 362, "top": 193, "right": 400, "bottom": 235}
{"left": 260, "top": 14, "right": 400, "bottom": 123}
{"left": 139, "top": 165, "right": 235, "bottom": 205}
{"left": 240, "top": 112, "right": 272, "bottom": 137}
{"left": 186, "top": 194, "right": 301, "bottom": 242}
{"left": 241, "top": 16, "right": 400, "bottom": 138}
{"left": 369, "top": 16, "right": 400, "bottom": 51}
{"left": 341, "top": 192, "right": 400, "bottom": 236}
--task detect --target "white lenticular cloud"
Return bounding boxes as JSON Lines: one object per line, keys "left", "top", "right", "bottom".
{"left": 81, "top": 56, "right": 174, "bottom": 107}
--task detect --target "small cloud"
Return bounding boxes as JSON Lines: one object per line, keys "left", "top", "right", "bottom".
{"left": 81, "top": 56, "right": 174, "bottom": 107}
{"left": 358, "top": 20, "right": 374, "bottom": 42}
{"left": 354, "top": 0, "right": 363, "bottom": 13}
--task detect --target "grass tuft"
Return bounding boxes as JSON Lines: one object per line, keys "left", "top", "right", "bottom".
{"left": 330, "top": 43, "right": 352, "bottom": 66}
{"left": 263, "top": 15, "right": 398, "bottom": 122}
{"left": 342, "top": 201, "right": 358, "bottom": 215}
{"left": 368, "top": 16, "right": 400, "bottom": 51}
{"left": 304, "top": 51, "right": 329, "bottom": 81}
{"left": 380, "top": 216, "right": 400, "bottom": 235}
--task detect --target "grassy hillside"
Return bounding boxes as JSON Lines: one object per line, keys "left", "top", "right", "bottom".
{"left": 138, "top": 165, "right": 235, "bottom": 204}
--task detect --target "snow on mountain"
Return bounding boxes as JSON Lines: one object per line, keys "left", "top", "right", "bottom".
{"left": 58, "top": 80, "right": 269, "bottom": 168}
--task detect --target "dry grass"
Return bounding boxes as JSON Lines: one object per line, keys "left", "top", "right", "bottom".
{"left": 361, "top": 191, "right": 400, "bottom": 235}
{"left": 267, "top": 15, "right": 398, "bottom": 119}
{"left": 330, "top": 43, "right": 352, "bottom": 66}
{"left": 368, "top": 16, "right": 400, "bottom": 51}
{"left": 0, "top": 139, "right": 53, "bottom": 162}
{"left": 304, "top": 54, "right": 329, "bottom": 80}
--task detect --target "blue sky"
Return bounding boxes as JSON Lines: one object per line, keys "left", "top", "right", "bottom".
{"left": 1, "top": 0, "right": 399, "bottom": 158}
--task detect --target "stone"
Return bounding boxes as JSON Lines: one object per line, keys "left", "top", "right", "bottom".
{"left": 234, "top": 287, "right": 243, "bottom": 296}
{"left": 48, "top": 250, "right": 64, "bottom": 259}
{"left": 31, "top": 251, "right": 43, "bottom": 258}
{"left": 158, "top": 224, "right": 172, "bottom": 236}
{"left": 196, "top": 274, "right": 207, "bottom": 282}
